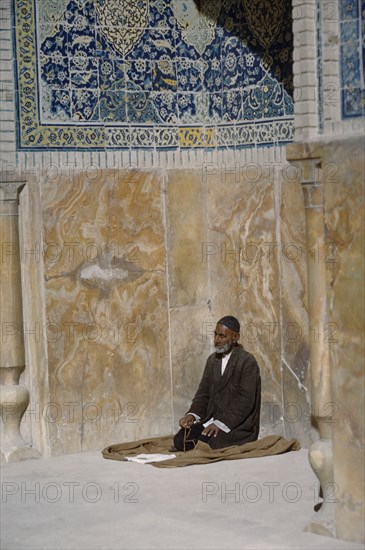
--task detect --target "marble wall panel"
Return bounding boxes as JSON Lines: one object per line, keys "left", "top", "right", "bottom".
{"left": 165, "top": 170, "right": 213, "bottom": 430}
{"left": 322, "top": 139, "right": 364, "bottom": 544}
{"left": 280, "top": 178, "right": 313, "bottom": 446}
{"left": 204, "top": 170, "right": 284, "bottom": 437}
{"left": 19, "top": 163, "right": 318, "bottom": 456}
{"left": 165, "top": 170, "right": 209, "bottom": 308}
{"left": 169, "top": 306, "right": 215, "bottom": 430}
{"left": 41, "top": 170, "right": 172, "bottom": 454}
{"left": 18, "top": 178, "right": 55, "bottom": 456}
{"left": 287, "top": 137, "right": 364, "bottom": 543}
{"left": 166, "top": 166, "right": 306, "bottom": 439}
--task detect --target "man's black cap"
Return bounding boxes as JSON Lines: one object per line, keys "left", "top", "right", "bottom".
{"left": 217, "top": 316, "right": 240, "bottom": 333}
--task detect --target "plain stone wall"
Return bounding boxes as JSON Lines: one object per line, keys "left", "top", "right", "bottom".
{"left": 13, "top": 154, "right": 312, "bottom": 455}
{"left": 322, "top": 138, "right": 364, "bottom": 544}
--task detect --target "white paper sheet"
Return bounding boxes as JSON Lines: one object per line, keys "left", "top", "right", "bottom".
{"left": 124, "top": 453, "right": 176, "bottom": 464}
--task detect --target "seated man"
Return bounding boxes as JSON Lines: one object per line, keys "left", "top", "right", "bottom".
{"left": 174, "top": 316, "right": 261, "bottom": 451}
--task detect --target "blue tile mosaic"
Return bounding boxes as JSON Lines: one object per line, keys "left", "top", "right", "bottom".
{"left": 14, "top": 0, "right": 295, "bottom": 150}
{"left": 339, "top": 0, "right": 365, "bottom": 118}
{"left": 340, "top": 0, "right": 360, "bottom": 20}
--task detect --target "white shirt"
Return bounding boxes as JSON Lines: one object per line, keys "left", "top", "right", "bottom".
{"left": 220, "top": 350, "right": 232, "bottom": 376}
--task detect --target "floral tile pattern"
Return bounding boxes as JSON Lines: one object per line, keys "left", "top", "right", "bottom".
{"left": 14, "top": 0, "right": 294, "bottom": 150}
{"left": 339, "top": 0, "right": 365, "bottom": 118}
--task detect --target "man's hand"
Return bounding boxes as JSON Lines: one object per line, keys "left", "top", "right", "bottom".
{"left": 179, "top": 414, "right": 195, "bottom": 428}
{"left": 202, "top": 423, "right": 220, "bottom": 437}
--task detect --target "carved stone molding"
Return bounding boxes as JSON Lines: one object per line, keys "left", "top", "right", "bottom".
{"left": 0, "top": 181, "right": 40, "bottom": 463}
{"left": 286, "top": 149, "right": 335, "bottom": 537}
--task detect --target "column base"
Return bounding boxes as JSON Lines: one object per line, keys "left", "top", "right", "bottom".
{"left": 305, "top": 439, "right": 335, "bottom": 537}
{"left": 1, "top": 443, "right": 41, "bottom": 464}
{"left": 304, "top": 483, "right": 336, "bottom": 536}
{"left": 304, "top": 514, "right": 335, "bottom": 538}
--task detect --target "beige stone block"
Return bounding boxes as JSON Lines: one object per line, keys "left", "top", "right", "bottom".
{"left": 280, "top": 177, "right": 312, "bottom": 445}
{"left": 18, "top": 176, "right": 54, "bottom": 457}
{"left": 290, "top": 137, "right": 365, "bottom": 543}
{"left": 281, "top": 362, "right": 316, "bottom": 447}
{"left": 170, "top": 306, "right": 214, "bottom": 429}
{"left": 0, "top": 207, "right": 24, "bottom": 367}
{"left": 322, "top": 140, "right": 364, "bottom": 543}
{"left": 330, "top": 336, "right": 364, "bottom": 544}
{"left": 166, "top": 170, "right": 209, "bottom": 307}
{"left": 310, "top": 185, "right": 323, "bottom": 206}
{"left": 205, "top": 172, "right": 283, "bottom": 433}
{"left": 40, "top": 169, "right": 172, "bottom": 453}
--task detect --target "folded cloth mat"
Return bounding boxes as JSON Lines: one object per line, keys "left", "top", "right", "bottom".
{"left": 102, "top": 434, "right": 300, "bottom": 468}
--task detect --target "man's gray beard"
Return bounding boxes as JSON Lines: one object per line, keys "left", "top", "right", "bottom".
{"left": 215, "top": 342, "right": 232, "bottom": 354}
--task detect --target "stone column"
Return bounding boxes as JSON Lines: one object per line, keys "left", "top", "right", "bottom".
{"left": 0, "top": 181, "right": 40, "bottom": 463}
{"left": 294, "top": 159, "right": 335, "bottom": 536}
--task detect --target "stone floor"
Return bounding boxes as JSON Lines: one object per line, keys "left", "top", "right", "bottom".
{"left": 1, "top": 448, "right": 364, "bottom": 550}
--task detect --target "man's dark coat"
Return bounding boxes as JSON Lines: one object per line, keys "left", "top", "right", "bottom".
{"left": 187, "top": 344, "right": 261, "bottom": 449}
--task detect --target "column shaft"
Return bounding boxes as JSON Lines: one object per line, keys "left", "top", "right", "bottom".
{"left": 0, "top": 182, "right": 40, "bottom": 463}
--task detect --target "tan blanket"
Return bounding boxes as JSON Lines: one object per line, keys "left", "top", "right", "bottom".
{"left": 102, "top": 434, "right": 300, "bottom": 468}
